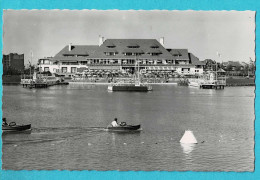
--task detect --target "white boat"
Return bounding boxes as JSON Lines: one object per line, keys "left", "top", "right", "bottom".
{"left": 188, "top": 79, "right": 204, "bottom": 88}
{"left": 188, "top": 81, "right": 201, "bottom": 87}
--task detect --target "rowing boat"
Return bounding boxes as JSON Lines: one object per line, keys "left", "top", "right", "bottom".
{"left": 107, "top": 124, "right": 141, "bottom": 131}
{"left": 2, "top": 123, "right": 31, "bottom": 132}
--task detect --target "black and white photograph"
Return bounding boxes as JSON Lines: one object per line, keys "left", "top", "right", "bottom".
{"left": 2, "top": 10, "right": 255, "bottom": 171}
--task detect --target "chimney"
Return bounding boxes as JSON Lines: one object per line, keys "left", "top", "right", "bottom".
{"left": 99, "top": 35, "right": 105, "bottom": 46}
{"left": 160, "top": 37, "right": 164, "bottom": 47}
{"left": 68, "top": 43, "right": 72, "bottom": 51}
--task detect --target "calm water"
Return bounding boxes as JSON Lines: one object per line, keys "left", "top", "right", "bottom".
{"left": 2, "top": 84, "right": 255, "bottom": 171}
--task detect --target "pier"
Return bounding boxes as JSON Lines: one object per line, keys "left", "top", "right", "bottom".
{"left": 22, "top": 82, "right": 49, "bottom": 88}
{"left": 21, "top": 78, "right": 50, "bottom": 88}
{"left": 20, "top": 77, "right": 65, "bottom": 88}
{"left": 199, "top": 78, "right": 226, "bottom": 89}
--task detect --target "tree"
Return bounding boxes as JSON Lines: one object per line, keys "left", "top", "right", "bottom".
{"left": 235, "top": 65, "right": 242, "bottom": 72}
{"left": 23, "top": 64, "right": 36, "bottom": 75}
{"left": 226, "top": 64, "right": 233, "bottom": 71}
{"left": 242, "top": 64, "right": 249, "bottom": 76}
{"left": 220, "top": 62, "right": 225, "bottom": 70}
{"left": 249, "top": 60, "right": 255, "bottom": 75}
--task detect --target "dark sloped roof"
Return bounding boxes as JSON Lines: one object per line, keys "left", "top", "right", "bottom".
{"left": 127, "top": 43, "right": 139, "bottom": 47}
{"left": 51, "top": 40, "right": 199, "bottom": 61}
{"left": 150, "top": 44, "right": 159, "bottom": 48}
{"left": 167, "top": 49, "right": 189, "bottom": 60}
{"left": 103, "top": 48, "right": 118, "bottom": 53}
{"left": 189, "top": 53, "right": 205, "bottom": 65}
{"left": 96, "top": 39, "right": 174, "bottom": 60}
{"left": 105, "top": 42, "right": 116, "bottom": 47}
{"left": 52, "top": 56, "right": 87, "bottom": 61}
{"left": 52, "top": 45, "right": 99, "bottom": 60}
{"left": 147, "top": 49, "right": 162, "bottom": 53}
{"left": 122, "top": 48, "right": 144, "bottom": 53}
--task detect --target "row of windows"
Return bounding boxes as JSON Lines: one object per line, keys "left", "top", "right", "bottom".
{"left": 41, "top": 59, "right": 189, "bottom": 66}
{"left": 44, "top": 65, "right": 200, "bottom": 74}
{"left": 63, "top": 52, "right": 163, "bottom": 57}
{"left": 106, "top": 45, "right": 159, "bottom": 49}
{"left": 43, "top": 67, "right": 76, "bottom": 73}
{"left": 64, "top": 55, "right": 88, "bottom": 57}
{"left": 104, "top": 52, "right": 162, "bottom": 56}
{"left": 44, "top": 59, "right": 179, "bottom": 65}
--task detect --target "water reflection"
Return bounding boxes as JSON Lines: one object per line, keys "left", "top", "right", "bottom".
{"left": 111, "top": 132, "right": 116, "bottom": 146}
{"left": 181, "top": 143, "right": 196, "bottom": 155}
{"left": 181, "top": 143, "right": 196, "bottom": 166}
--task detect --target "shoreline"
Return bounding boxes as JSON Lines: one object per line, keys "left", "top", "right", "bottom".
{"left": 2, "top": 81, "right": 255, "bottom": 87}
{"left": 2, "top": 76, "right": 255, "bottom": 87}
{"left": 68, "top": 82, "right": 178, "bottom": 85}
{"left": 225, "top": 84, "right": 255, "bottom": 87}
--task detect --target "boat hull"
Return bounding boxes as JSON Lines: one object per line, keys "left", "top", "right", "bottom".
{"left": 2, "top": 124, "right": 31, "bottom": 132}
{"left": 188, "top": 82, "right": 200, "bottom": 87}
{"left": 108, "top": 85, "right": 148, "bottom": 92}
{"left": 107, "top": 125, "right": 141, "bottom": 131}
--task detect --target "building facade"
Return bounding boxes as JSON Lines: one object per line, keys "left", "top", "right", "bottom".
{"left": 39, "top": 37, "right": 205, "bottom": 76}
{"left": 3, "top": 53, "right": 24, "bottom": 72}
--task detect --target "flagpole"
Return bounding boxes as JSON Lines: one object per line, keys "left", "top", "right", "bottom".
{"left": 248, "top": 57, "right": 252, "bottom": 77}
{"left": 216, "top": 52, "right": 218, "bottom": 82}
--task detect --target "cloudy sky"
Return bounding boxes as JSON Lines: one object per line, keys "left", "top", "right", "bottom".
{"left": 3, "top": 10, "right": 255, "bottom": 65}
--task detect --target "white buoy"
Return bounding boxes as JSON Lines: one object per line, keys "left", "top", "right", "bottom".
{"left": 180, "top": 130, "right": 198, "bottom": 144}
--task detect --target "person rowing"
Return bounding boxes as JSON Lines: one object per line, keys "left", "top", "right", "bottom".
{"left": 111, "top": 118, "right": 119, "bottom": 127}
{"left": 2, "top": 118, "right": 8, "bottom": 126}
{"left": 107, "top": 118, "right": 140, "bottom": 131}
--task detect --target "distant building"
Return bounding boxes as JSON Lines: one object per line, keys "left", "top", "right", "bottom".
{"left": 39, "top": 37, "right": 205, "bottom": 76}
{"left": 2, "top": 53, "right": 24, "bottom": 72}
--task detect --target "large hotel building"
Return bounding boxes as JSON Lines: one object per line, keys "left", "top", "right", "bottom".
{"left": 39, "top": 37, "right": 205, "bottom": 76}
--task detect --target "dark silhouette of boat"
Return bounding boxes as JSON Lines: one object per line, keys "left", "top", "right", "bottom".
{"left": 107, "top": 124, "right": 141, "bottom": 131}
{"left": 2, "top": 120, "right": 31, "bottom": 132}
{"left": 108, "top": 84, "right": 150, "bottom": 92}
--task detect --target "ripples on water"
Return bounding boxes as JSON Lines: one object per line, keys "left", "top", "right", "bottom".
{"left": 2, "top": 85, "right": 255, "bottom": 171}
